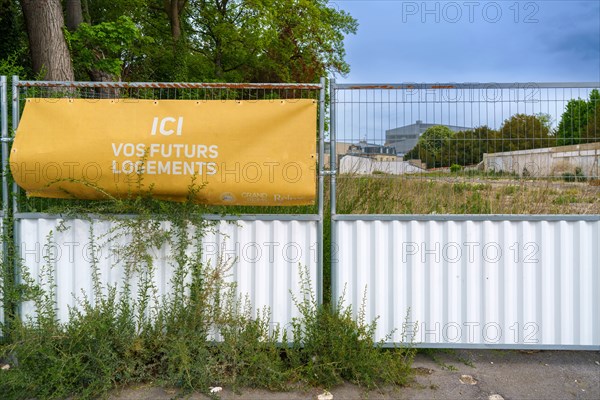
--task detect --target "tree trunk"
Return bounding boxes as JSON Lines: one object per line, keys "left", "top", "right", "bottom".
{"left": 170, "top": 0, "right": 181, "bottom": 40}
{"left": 81, "top": 0, "right": 90, "bottom": 23}
{"left": 20, "top": 0, "right": 74, "bottom": 81}
{"left": 163, "top": 0, "right": 187, "bottom": 42}
{"left": 65, "top": 0, "right": 84, "bottom": 31}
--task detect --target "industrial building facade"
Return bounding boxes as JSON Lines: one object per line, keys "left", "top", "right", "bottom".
{"left": 386, "top": 120, "right": 472, "bottom": 155}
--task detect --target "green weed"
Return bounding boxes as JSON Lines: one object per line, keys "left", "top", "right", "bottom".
{"left": 285, "top": 282, "right": 416, "bottom": 389}
{"left": 0, "top": 183, "right": 416, "bottom": 398}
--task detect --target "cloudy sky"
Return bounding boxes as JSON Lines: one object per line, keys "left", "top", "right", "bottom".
{"left": 330, "top": 0, "right": 600, "bottom": 83}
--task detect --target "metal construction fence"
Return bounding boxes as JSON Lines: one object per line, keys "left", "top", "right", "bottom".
{"left": 1, "top": 76, "right": 600, "bottom": 349}
{"left": 329, "top": 81, "right": 600, "bottom": 349}
{"left": 16, "top": 215, "right": 318, "bottom": 340}
{"left": 1, "top": 77, "right": 326, "bottom": 335}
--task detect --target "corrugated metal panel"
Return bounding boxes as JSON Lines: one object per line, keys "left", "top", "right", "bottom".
{"left": 333, "top": 218, "right": 600, "bottom": 349}
{"left": 18, "top": 218, "right": 317, "bottom": 336}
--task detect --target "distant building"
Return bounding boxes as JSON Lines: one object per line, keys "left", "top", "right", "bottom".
{"left": 386, "top": 120, "right": 472, "bottom": 155}
{"left": 348, "top": 140, "right": 397, "bottom": 160}
{"left": 323, "top": 141, "right": 353, "bottom": 168}
{"left": 324, "top": 140, "right": 398, "bottom": 167}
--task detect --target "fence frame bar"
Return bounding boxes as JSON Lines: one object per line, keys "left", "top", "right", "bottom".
{"left": 333, "top": 82, "right": 600, "bottom": 90}
{"left": 17, "top": 80, "right": 322, "bottom": 90}
{"left": 332, "top": 214, "right": 600, "bottom": 222}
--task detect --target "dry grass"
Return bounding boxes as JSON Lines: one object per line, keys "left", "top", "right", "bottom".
{"left": 335, "top": 174, "right": 600, "bottom": 214}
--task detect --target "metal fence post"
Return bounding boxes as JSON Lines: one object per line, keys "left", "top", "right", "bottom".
{"left": 11, "top": 76, "right": 20, "bottom": 318}
{"left": 11, "top": 76, "right": 19, "bottom": 217}
{"left": 1, "top": 76, "right": 7, "bottom": 219}
{"left": 1, "top": 76, "right": 7, "bottom": 336}
{"left": 1, "top": 76, "right": 8, "bottom": 226}
{"left": 329, "top": 79, "right": 338, "bottom": 308}
{"left": 317, "top": 77, "right": 326, "bottom": 305}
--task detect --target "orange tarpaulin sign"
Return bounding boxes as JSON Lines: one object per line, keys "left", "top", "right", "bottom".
{"left": 10, "top": 98, "right": 317, "bottom": 206}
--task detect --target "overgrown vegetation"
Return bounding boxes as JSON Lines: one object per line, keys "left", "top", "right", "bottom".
{"left": 403, "top": 114, "right": 557, "bottom": 168}
{"left": 0, "top": 184, "right": 416, "bottom": 399}
{"left": 335, "top": 174, "right": 600, "bottom": 215}
{"left": 557, "top": 89, "right": 600, "bottom": 145}
{"left": 1, "top": 0, "right": 358, "bottom": 83}
{"left": 404, "top": 91, "right": 600, "bottom": 168}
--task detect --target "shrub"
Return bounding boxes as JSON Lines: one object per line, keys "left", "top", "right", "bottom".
{"left": 575, "top": 167, "right": 587, "bottom": 182}
{"left": 286, "top": 280, "right": 416, "bottom": 388}
{"left": 562, "top": 172, "right": 576, "bottom": 182}
{"left": 450, "top": 164, "right": 462, "bottom": 173}
{"left": 0, "top": 188, "right": 416, "bottom": 398}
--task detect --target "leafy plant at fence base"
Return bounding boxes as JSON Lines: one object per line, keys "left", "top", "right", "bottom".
{"left": 286, "top": 281, "right": 416, "bottom": 389}
{"left": 0, "top": 183, "right": 415, "bottom": 398}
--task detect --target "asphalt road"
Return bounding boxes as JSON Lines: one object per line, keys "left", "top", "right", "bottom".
{"left": 109, "top": 349, "right": 600, "bottom": 400}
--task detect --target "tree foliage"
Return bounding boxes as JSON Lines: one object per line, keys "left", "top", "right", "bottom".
{"left": 439, "top": 126, "right": 496, "bottom": 167}
{"left": 403, "top": 125, "right": 454, "bottom": 168}
{"left": 0, "top": 0, "right": 26, "bottom": 62}
{"left": 66, "top": 16, "right": 147, "bottom": 80}
{"left": 404, "top": 114, "right": 558, "bottom": 169}
{"left": 556, "top": 89, "right": 600, "bottom": 145}
{"left": 4, "top": 0, "right": 357, "bottom": 82}
{"left": 495, "top": 113, "right": 554, "bottom": 152}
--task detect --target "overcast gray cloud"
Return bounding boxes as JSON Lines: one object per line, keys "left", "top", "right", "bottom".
{"left": 538, "top": 2, "right": 600, "bottom": 64}
{"left": 331, "top": 0, "right": 600, "bottom": 83}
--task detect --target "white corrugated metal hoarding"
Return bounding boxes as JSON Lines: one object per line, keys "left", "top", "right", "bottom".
{"left": 333, "top": 216, "right": 600, "bottom": 349}
{"left": 17, "top": 216, "right": 318, "bottom": 336}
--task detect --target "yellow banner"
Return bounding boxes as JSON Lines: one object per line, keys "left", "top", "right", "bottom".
{"left": 10, "top": 98, "right": 317, "bottom": 205}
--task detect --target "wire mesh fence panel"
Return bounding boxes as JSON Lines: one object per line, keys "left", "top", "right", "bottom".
{"left": 13, "top": 81, "right": 323, "bottom": 215}
{"left": 331, "top": 83, "right": 600, "bottom": 215}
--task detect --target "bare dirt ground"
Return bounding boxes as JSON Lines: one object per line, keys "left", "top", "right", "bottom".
{"left": 109, "top": 350, "right": 600, "bottom": 400}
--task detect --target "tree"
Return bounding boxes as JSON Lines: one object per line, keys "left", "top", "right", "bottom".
{"left": 186, "top": 0, "right": 357, "bottom": 82}
{"left": 0, "top": 0, "right": 22, "bottom": 59}
{"left": 67, "top": 16, "right": 146, "bottom": 83}
{"left": 440, "top": 126, "right": 497, "bottom": 167}
{"left": 0, "top": 0, "right": 31, "bottom": 78}
{"left": 556, "top": 99, "right": 588, "bottom": 145}
{"left": 10, "top": 0, "right": 357, "bottom": 83}
{"left": 251, "top": 0, "right": 358, "bottom": 82}
{"left": 65, "top": 0, "right": 84, "bottom": 31}
{"left": 583, "top": 104, "right": 600, "bottom": 142}
{"left": 19, "top": 0, "right": 74, "bottom": 80}
{"left": 496, "top": 114, "right": 554, "bottom": 152}
{"left": 404, "top": 125, "right": 454, "bottom": 168}
{"left": 555, "top": 90, "right": 600, "bottom": 145}
{"left": 187, "top": 0, "right": 266, "bottom": 80}
{"left": 404, "top": 116, "right": 558, "bottom": 169}
{"left": 163, "top": 0, "right": 188, "bottom": 42}
{"left": 583, "top": 89, "right": 600, "bottom": 143}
